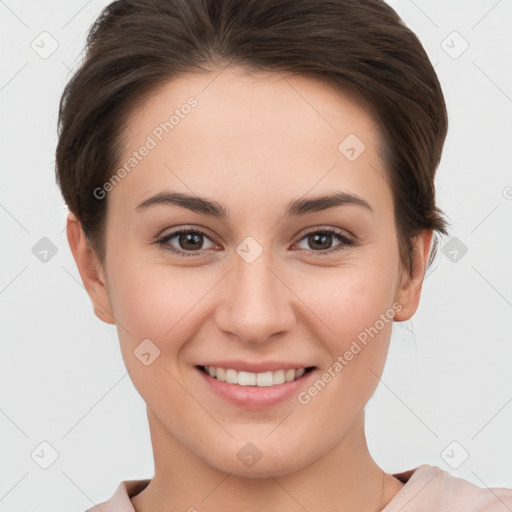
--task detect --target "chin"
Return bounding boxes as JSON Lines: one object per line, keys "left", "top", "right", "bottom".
{"left": 202, "top": 438, "right": 314, "bottom": 479}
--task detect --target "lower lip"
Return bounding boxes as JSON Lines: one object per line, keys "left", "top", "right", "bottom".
{"left": 196, "top": 367, "right": 316, "bottom": 408}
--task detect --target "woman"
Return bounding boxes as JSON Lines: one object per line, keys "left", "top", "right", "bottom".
{"left": 56, "top": 0, "right": 512, "bottom": 510}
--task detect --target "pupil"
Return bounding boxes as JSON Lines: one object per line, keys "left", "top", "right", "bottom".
{"left": 180, "top": 233, "right": 202, "bottom": 250}
{"left": 311, "top": 233, "right": 331, "bottom": 250}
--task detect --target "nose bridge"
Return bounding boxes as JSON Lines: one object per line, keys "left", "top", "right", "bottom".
{"left": 216, "top": 239, "right": 294, "bottom": 344}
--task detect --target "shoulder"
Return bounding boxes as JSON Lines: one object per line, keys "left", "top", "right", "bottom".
{"left": 84, "top": 479, "right": 151, "bottom": 512}
{"left": 384, "top": 464, "right": 512, "bottom": 511}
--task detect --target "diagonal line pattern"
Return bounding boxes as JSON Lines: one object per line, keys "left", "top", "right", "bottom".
{"left": 471, "top": 471, "right": 512, "bottom": 511}
{"left": 200, "top": 472, "right": 233, "bottom": 503}
{"left": 0, "top": 62, "right": 29, "bottom": 92}
{"left": 61, "top": 0, "right": 92, "bottom": 29}
{"left": 406, "top": 0, "right": 439, "bottom": 28}
{"left": 0, "top": 266, "right": 28, "bottom": 296}
{"left": 470, "top": 204, "right": 500, "bottom": 233}
{"left": 471, "top": 61, "right": 512, "bottom": 104}
{"left": 0, "top": 472, "right": 30, "bottom": 502}
{"left": 0, "top": 203, "right": 29, "bottom": 233}
{"left": 200, "top": 63, "right": 231, "bottom": 93}
{"left": 0, "top": 408, "right": 29, "bottom": 439}
{"left": 265, "top": 472, "right": 309, "bottom": 511}
{"left": 284, "top": 78, "right": 337, "bottom": 131}
{"left": 471, "top": 265, "right": 512, "bottom": 309}
{"left": 61, "top": 371, "right": 130, "bottom": 439}
{"left": 471, "top": 0, "right": 504, "bottom": 30}
{"left": 265, "top": 410, "right": 295, "bottom": 438}
{"left": 471, "top": 396, "right": 512, "bottom": 439}
{"left": 0, "top": 0, "right": 29, "bottom": 28}
{"left": 61, "top": 470, "right": 107, "bottom": 512}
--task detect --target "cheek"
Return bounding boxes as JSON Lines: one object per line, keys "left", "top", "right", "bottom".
{"left": 106, "top": 264, "right": 203, "bottom": 412}
{"left": 294, "top": 259, "right": 398, "bottom": 403}
{"left": 106, "top": 259, "right": 221, "bottom": 370}
{"left": 298, "top": 259, "right": 398, "bottom": 346}
{"left": 305, "top": 263, "right": 399, "bottom": 409}
{"left": 110, "top": 273, "right": 172, "bottom": 343}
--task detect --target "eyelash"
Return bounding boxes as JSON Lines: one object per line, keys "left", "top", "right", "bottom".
{"left": 155, "top": 227, "right": 355, "bottom": 258}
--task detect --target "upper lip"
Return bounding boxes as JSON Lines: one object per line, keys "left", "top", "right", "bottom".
{"left": 198, "top": 361, "right": 315, "bottom": 373}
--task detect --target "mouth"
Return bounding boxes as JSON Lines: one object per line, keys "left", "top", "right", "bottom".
{"left": 197, "top": 365, "right": 316, "bottom": 387}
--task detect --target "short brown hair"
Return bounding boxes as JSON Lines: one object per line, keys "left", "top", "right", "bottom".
{"left": 56, "top": 0, "right": 449, "bottom": 276}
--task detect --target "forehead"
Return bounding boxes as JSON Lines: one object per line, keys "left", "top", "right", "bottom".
{"left": 109, "top": 66, "right": 391, "bottom": 218}
{"left": 124, "top": 66, "right": 381, "bottom": 150}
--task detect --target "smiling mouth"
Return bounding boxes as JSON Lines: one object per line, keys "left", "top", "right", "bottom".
{"left": 198, "top": 365, "right": 316, "bottom": 387}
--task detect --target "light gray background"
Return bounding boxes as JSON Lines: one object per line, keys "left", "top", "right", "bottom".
{"left": 1, "top": 0, "right": 511, "bottom": 510}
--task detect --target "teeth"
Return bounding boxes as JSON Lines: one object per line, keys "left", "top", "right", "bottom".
{"left": 273, "top": 369, "right": 286, "bottom": 385}
{"left": 203, "top": 366, "right": 309, "bottom": 386}
{"left": 225, "top": 368, "right": 238, "bottom": 384}
{"left": 285, "top": 369, "right": 296, "bottom": 382}
{"left": 238, "top": 371, "right": 256, "bottom": 386}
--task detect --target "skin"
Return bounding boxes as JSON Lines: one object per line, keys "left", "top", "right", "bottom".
{"left": 67, "top": 66, "right": 432, "bottom": 511}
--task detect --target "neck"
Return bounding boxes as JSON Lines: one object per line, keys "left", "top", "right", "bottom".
{"left": 131, "top": 409, "right": 403, "bottom": 512}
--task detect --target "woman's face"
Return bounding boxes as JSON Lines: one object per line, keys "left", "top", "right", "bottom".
{"left": 75, "top": 67, "right": 429, "bottom": 477}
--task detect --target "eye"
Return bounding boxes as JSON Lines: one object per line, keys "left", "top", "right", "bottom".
{"left": 294, "top": 227, "right": 355, "bottom": 255}
{"left": 155, "top": 228, "right": 218, "bottom": 257}
{"left": 155, "top": 226, "right": 355, "bottom": 257}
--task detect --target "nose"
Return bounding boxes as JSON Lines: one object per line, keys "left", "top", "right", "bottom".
{"left": 214, "top": 246, "right": 296, "bottom": 346}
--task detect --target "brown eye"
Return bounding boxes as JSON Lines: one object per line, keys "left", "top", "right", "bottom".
{"left": 295, "top": 228, "right": 354, "bottom": 254}
{"left": 157, "top": 228, "right": 217, "bottom": 257}
{"left": 177, "top": 232, "right": 204, "bottom": 251}
{"left": 307, "top": 232, "right": 334, "bottom": 251}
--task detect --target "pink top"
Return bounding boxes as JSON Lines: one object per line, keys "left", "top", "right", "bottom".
{"left": 85, "top": 464, "right": 512, "bottom": 511}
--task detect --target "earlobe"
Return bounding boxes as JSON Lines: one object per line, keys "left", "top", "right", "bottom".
{"left": 66, "top": 212, "right": 116, "bottom": 325}
{"left": 394, "top": 230, "right": 433, "bottom": 322}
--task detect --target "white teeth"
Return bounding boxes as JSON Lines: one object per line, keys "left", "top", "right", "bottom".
{"left": 238, "top": 371, "right": 256, "bottom": 386}
{"left": 256, "top": 371, "right": 273, "bottom": 387}
{"left": 225, "top": 368, "right": 238, "bottom": 384}
{"left": 203, "top": 366, "right": 310, "bottom": 386}
{"left": 273, "top": 369, "right": 286, "bottom": 385}
{"left": 285, "top": 369, "right": 296, "bottom": 382}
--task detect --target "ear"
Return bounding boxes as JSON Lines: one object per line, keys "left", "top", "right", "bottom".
{"left": 394, "top": 229, "right": 433, "bottom": 322}
{"left": 66, "top": 212, "right": 116, "bottom": 325}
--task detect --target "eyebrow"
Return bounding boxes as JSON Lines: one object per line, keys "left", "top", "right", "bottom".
{"left": 134, "top": 190, "right": 373, "bottom": 218}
